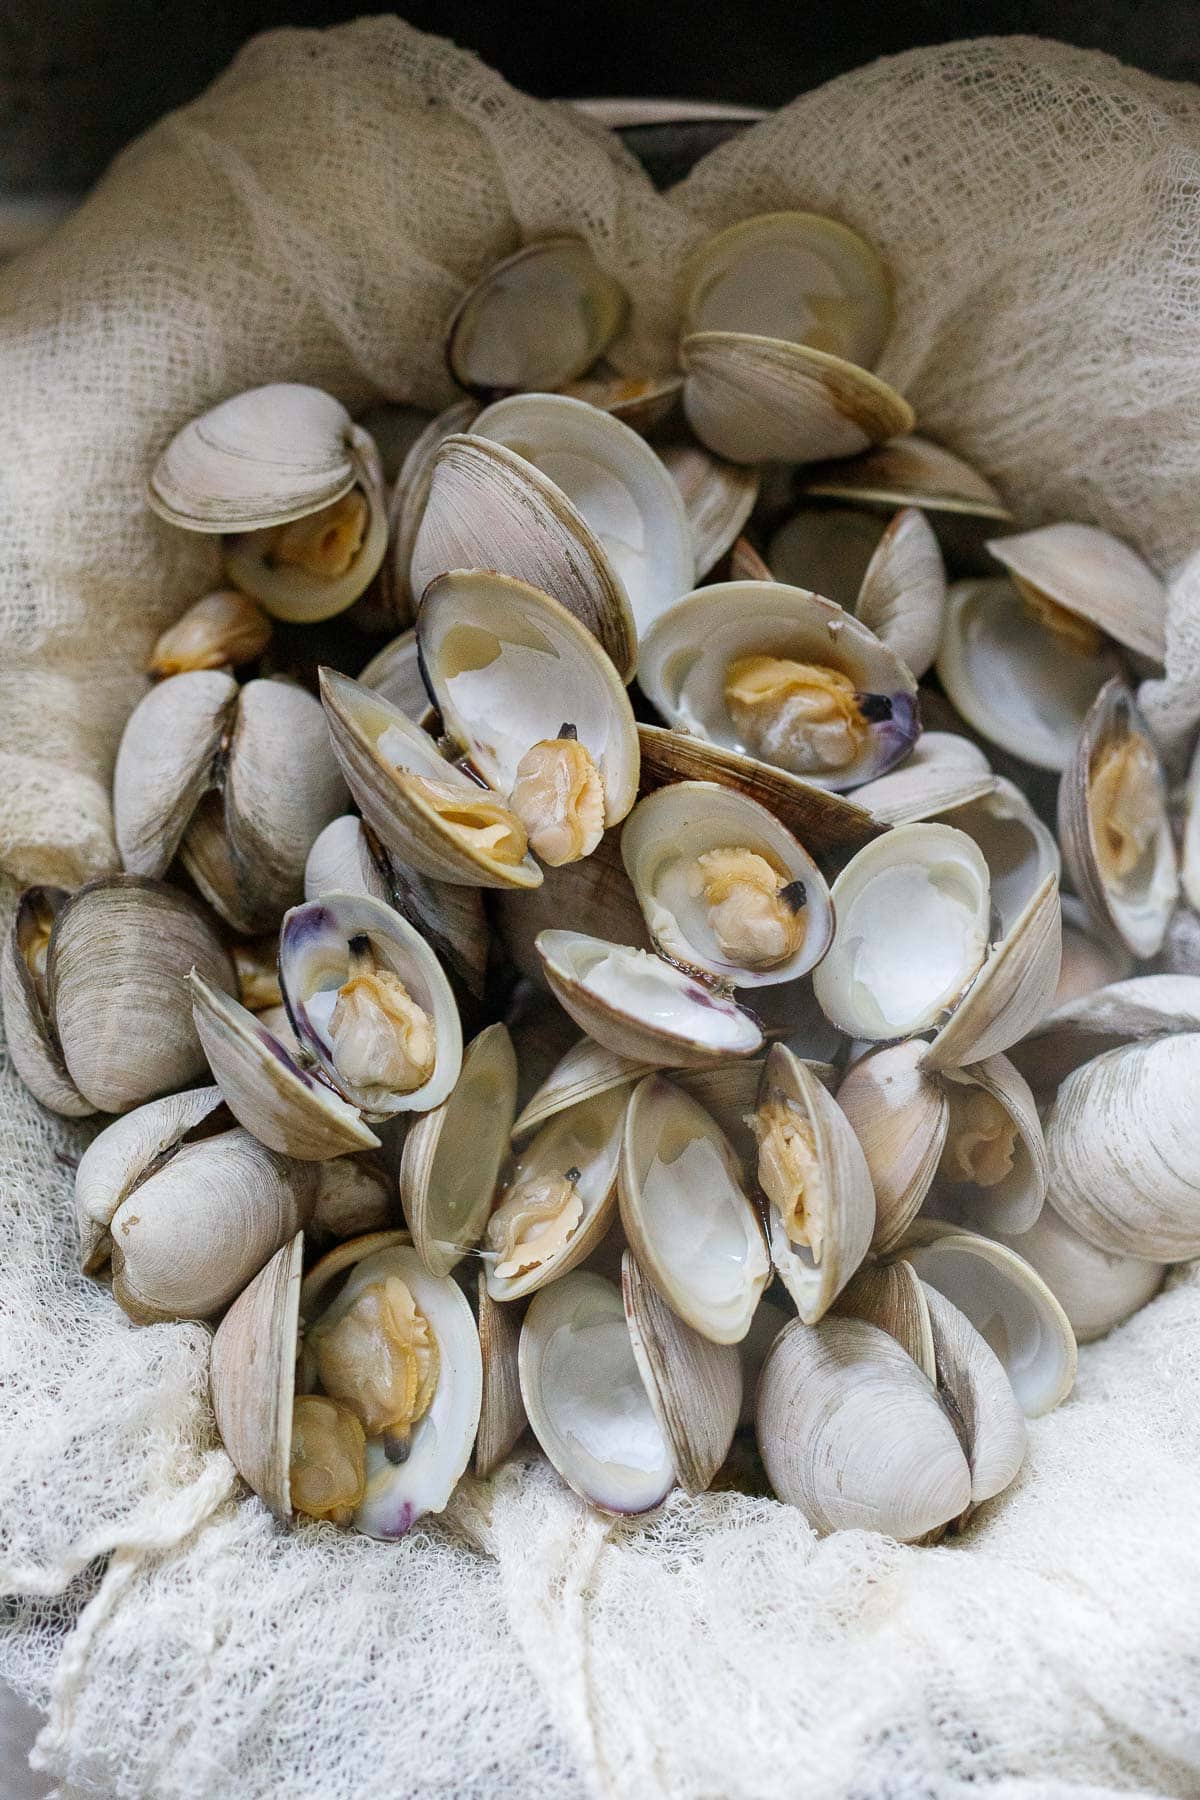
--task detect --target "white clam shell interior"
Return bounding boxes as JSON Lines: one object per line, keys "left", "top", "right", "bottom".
{"left": 538, "top": 930, "right": 764, "bottom": 1059}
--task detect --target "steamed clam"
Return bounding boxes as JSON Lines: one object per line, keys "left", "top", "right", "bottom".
{"left": 447, "top": 238, "right": 628, "bottom": 398}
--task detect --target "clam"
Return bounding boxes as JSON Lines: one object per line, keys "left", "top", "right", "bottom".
{"left": 307, "top": 1155, "right": 396, "bottom": 1243}
{"left": 518, "top": 1271, "right": 675, "bottom": 1514}
{"left": 920, "top": 873, "right": 1061, "bottom": 1073}
{"left": 755, "top": 1314, "right": 972, "bottom": 1540}
{"left": 469, "top": 392, "right": 695, "bottom": 639}
{"left": 1044, "top": 1034, "right": 1200, "bottom": 1261}
{"left": 148, "top": 589, "right": 271, "bottom": 677}
{"left": 932, "top": 1055, "right": 1047, "bottom": 1236}
{"left": 473, "top": 1272, "right": 527, "bottom": 1478}
{"left": 987, "top": 522, "right": 1166, "bottom": 663}
{"left": 832, "top": 1257, "right": 936, "bottom": 1376}
{"left": 2, "top": 886, "right": 93, "bottom": 1117}
{"left": 484, "top": 1080, "right": 627, "bottom": 1302}
{"left": 899, "top": 1223, "right": 1076, "bottom": 1416}
{"left": 986, "top": 1202, "right": 1166, "bottom": 1345}
{"left": 446, "top": 237, "right": 628, "bottom": 397}
{"left": 939, "top": 778, "right": 1061, "bottom": 938}
{"left": 418, "top": 569, "right": 641, "bottom": 866}
{"left": 384, "top": 398, "right": 479, "bottom": 626}
{"left": 766, "top": 505, "right": 888, "bottom": 607}
{"left": 748, "top": 1044, "right": 875, "bottom": 1324}
{"left": 620, "top": 780, "right": 833, "bottom": 986}
{"left": 41, "top": 876, "right": 235, "bottom": 1115}
{"left": 496, "top": 826, "right": 650, "bottom": 985}
{"left": 681, "top": 332, "right": 914, "bottom": 467}
{"left": 319, "top": 669, "right": 542, "bottom": 890}
{"left": 918, "top": 1281, "right": 1027, "bottom": 1511}
{"left": 1054, "top": 895, "right": 1134, "bottom": 1007}
{"left": 852, "top": 751, "right": 996, "bottom": 830}
{"left": 682, "top": 212, "right": 893, "bottom": 370}
{"left": 618, "top": 1074, "right": 770, "bottom": 1343}
{"left": 1057, "top": 678, "right": 1178, "bottom": 959}
{"left": 835, "top": 1039, "right": 949, "bottom": 1254}
{"left": 76, "top": 1088, "right": 312, "bottom": 1322}
{"left": 559, "top": 368, "right": 683, "bottom": 434}
{"left": 401, "top": 1024, "right": 518, "bottom": 1278}
{"left": 536, "top": 929, "right": 764, "bottom": 1068}
{"left": 411, "top": 433, "right": 637, "bottom": 679}
{"left": 114, "top": 672, "right": 347, "bottom": 934}
{"left": 511, "top": 1036, "right": 650, "bottom": 1143}
{"left": 304, "top": 814, "right": 488, "bottom": 1001}
{"left": 1012, "top": 973, "right": 1200, "bottom": 1093}
{"left": 936, "top": 578, "right": 1115, "bottom": 772}
{"left": 638, "top": 581, "right": 920, "bottom": 791}
{"left": 656, "top": 440, "right": 759, "bottom": 580}
{"left": 213, "top": 1231, "right": 481, "bottom": 1535}
{"left": 356, "top": 629, "right": 428, "bottom": 719}
{"left": 798, "top": 434, "right": 1012, "bottom": 570}
{"left": 148, "top": 384, "right": 388, "bottom": 622}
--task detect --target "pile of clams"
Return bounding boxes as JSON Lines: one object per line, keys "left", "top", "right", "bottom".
{"left": 9, "top": 209, "right": 1198, "bottom": 1549}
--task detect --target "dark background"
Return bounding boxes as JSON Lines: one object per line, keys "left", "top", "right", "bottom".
{"left": 2, "top": 0, "right": 1198, "bottom": 192}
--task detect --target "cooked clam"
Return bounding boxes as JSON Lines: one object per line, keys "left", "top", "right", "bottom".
{"left": 657, "top": 439, "right": 759, "bottom": 580}
{"left": 799, "top": 433, "right": 1011, "bottom": 570}
{"left": 2, "top": 886, "right": 93, "bottom": 1117}
{"left": 447, "top": 237, "right": 628, "bottom": 396}
{"left": 835, "top": 1039, "right": 949, "bottom": 1254}
{"left": 638, "top": 581, "right": 920, "bottom": 790}
{"left": 987, "top": 522, "right": 1166, "bottom": 663}
{"left": 932, "top": 1055, "right": 1047, "bottom": 1236}
{"left": 148, "top": 589, "right": 271, "bottom": 677}
{"left": 401, "top": 1023, "right": 518, "bottom": 1278}
{"left": 621, "top": 1249, "right": 741, "bottom": 1495}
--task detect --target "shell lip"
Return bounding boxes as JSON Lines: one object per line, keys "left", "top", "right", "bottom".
{"left": 536, "top": 929, "right": 765, "bottom": 1059}
{"left": 445, "top": 236, "right": 628, "bottom": 398}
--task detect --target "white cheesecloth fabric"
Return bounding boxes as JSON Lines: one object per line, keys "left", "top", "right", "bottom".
{"left": 2, "top": 18, "right": 1200, "bottom": 1797}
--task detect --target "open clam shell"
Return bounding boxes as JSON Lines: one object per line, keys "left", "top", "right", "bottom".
{"left": 681, "top": 332, "right": 914, "bottom": 467}
{"left": 812, "top": 824, "right": 991, "bottom": 1040}
{"left": 621, "top": 1250, "right": 741, "bottom": 1495}
{"left": 1044, "top": 1033, "right": 1200, "bottom": 1262}
{"left": 223, "top": 449, "right": 387, "bottom": 625}
{"left": 401, "top": 1023, "right": 518, "bottom": 1278}
{"left": 899, "top": 1222, "right": 1076, "bottom": 1417}
{"left": 620, "top": 780, "right": 833, "bottom": 987}
{"left": 798, "top": 434, "right": 1012, "bottom": 570}
{"left": 638, "top": 581, "right": 920, "bottom": 791}
{"left": 987, "top": 522, "right": 1166, "bottom": 663}
{"left": 518, "top": 1270, "right": 675, "bottom": 1514}
{"left": 511, "top": 1037, "right": 650, "bottom": 1142}
{"left": 1057, "top": 678, "right": 1178, "bottom": 960}
{"left": 536, "top": 929, "right": 764, "bottom": 1068}
{"left": 484, "top": 1080, "right": 626, "bottom": 1302}
{"left": 835, "top": 1039, "right": 949, "bottom": 1254}
{"left": 497, "top": 827, "right": 649, "bottom": 985}
{"left": 1010, "top": 973, "right": 1200, "bottom": 1093}
{"left": 921, "top": 872, "right": 1062, "bottom": 1072}
{"left": 384, "top": 398, "right": 479, "bottom": 626}
{"left": 559, "top": 367, "right": 683, "bottom": 435}
{"left": 682, "top": 211, "right": 893, "bottom": 370}
{"left": 447, "top": 237, "right": 628, "bottom": 397}
{"left": 319, "top": 669, "right": 542, "bottom": 890}
{"left": 767, "top": 505, "right": 888, "bottom": 609}
{"left": 2, "top": 886, "right": 93, "bottom": 1117}
{"left": 658, "top": 440, "right": 760, "bottom": 581}
{"left": 418, "top": 569, "right": 641, "bottom": 850}
{"left": 986, "top": 1202, "right": 1165, "bottom": 1345}
{"left": 48, "top": 876, "right": 235, "bottom": 1114}
{"left": 619, "top": 1074, "right": 769, "bottom": 1344}
{"left": 936, "top": 578, "right": 1115, "bottom": 773}
{"left": 939, "top": 777, "right": 1060, "bottom": 938}
{"left": 933, "top": 1055, "right": 1047, "bottom": 1236}
{"left": 755, "top": 1313, "right": 971, "bottom": 1540}
{"left": 411, "top": 433, "right": 637, "bottom": 679}
{"left": 751, "top": 1044, "right": 874, "bottom": 1325}
{"left": 471, "top": 392, "right": 695, "bottom": 640}
{"left": 280, "top": 893, "right": 462, "bottom": 1118}
{"left": 474, "top": 1273, "right": 527, "bottom": 1478}
{"left": 190, "top": 969, "right": 380, "bottom": 1160}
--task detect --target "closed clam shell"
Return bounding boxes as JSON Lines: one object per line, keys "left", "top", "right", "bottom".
{"left": 1010, "top": 974, "right": 1200, "bottom": 1093}
{"left": 753, "top": 1044, "right": 875, "bottom": 1325}
{"left": 618, "top": 1074, "right": 769, "bottom": 1344}
{"left": 658, "top": 440, "right": 760, "bottom": 580}
{"left": 384, "top": 399, "right": 479, "bottom": 626}
{"left": 518, "top": 1270, "right": 674, "bottom": 1514}
{"left": 2, "top": 886, "right": 93, "bottom": 1117}
{"left": 621, "top": 1249, "right": 742, "bottom": 1495}
{"left": 411, "top": 433, "right": 637, "bottom": 680}
{"left": 401, "top": 1023, "right": 517, "bottom": 1278}
{"left": 536, "top": 929, "right": 764, "bottom": 1069}
{"left": 211, "top": 1230, "right": 305, "bottom": 1520}
{"left": 755, "top": 1313, "right": 972, "bottom": 1540}
{"left": 919, "top": 1281, "right": 1026, "bottom": 1509}
{"left": 418, "top": 569, "right": 640, "bottom": 831}
{"left": 75, "top": 1084, "right": 225, "bottom": 1272}
{"left": 484, "top": 1080, "right": 627, "bottom": 1302}
{"left": 900, "top": 1223, "right": 1076, "bottom": 1417}
{"left": 638, "top": 581, "right": 920, "bottom": 792}
{"left": 987, "top": 522, "right": 1166, "bottom": 663}
{"left": 683, "top": 211, "right": 893, "bottom": 368}
{"left": 936, "top": 578, "right": 1114, "bottom": 773}
{"left": 446, "top": 237, "right": 628, "bottom": 396}
{"left": 148, "top": 588, "right": 272, "bottom": 679}
{"left": 934, "top": 1054, "right": 1047, "bottom": 1236}
{"left": 832, "top": 1257, "right": 936, "bottom": 1378}
{"left": 1057, "top": 678, "right": 1178, "bottom": 960}
{"left": 281, "top": 892, "right": 463, "bottom": 1118}
{"left": 987, "top": 1202, "right": 1165, "bottom": 1344}
{"left": 681, "top": 331, "right": 914, "bottom": 467}
{"left": 190, "top": 968, "right": 380, "bottom": 1161}
{"left": 48, "top": 876, "right": 235, "bottom": 1114}
{"left": 471, "top": 392, "right": 695, "bottom": 641}
{"left": 835, "top": 1040, "right": 949, "bottom": 1254}
{"left": 474, "top": 1272, "right": 527, "bottom": 1478}
{"left": 621, "top": 780, "right": 834, "bottom": 987}
{"left": 113, "top": 671, "right": 236, "bottom": 878}
{"left": 319, "top": 668, "right": 542, "bottom": 890}
{"left": 1044, "top": 1034, "right": 1200, "bottom": 1262}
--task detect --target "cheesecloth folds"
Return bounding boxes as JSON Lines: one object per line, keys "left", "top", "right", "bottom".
{"left": 2, "top": 18, "right": 1200, "bottom": 1797}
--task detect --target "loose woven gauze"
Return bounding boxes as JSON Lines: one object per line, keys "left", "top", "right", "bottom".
{"left": 2, "top": 19, "right": 1200, "bottom": 1800}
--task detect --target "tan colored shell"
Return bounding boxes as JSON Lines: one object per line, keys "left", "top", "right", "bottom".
{"left": 987, "top": 522, "right": 1166, "bottom": 661}
{"left": 148, "top": 589, "right": 272, "bottom": 678}
{"left": 474, "top": 1273, "right": 527, "bottom": 1478}
{"left": 800, "top": 434, "right": 1011, "bottom": 522}
{"left": 2, "top": 887, "right": 93, "bottom": 1117}
{"left": 511, "top": 1037, "right": 650, "bottom": 1142}
{"left": 384, "top": 398, "right": 480, "bottom": 626}
{"left": 835, "top": 1040, "right": 949, "bottom": 1254}
{"left": 48, "top": 876, "right": 236, "bottom": 1114}
{"left": 496, "top": 825, "right": 649, "bottom": 986}
{"left": 922, "top": 873, "right": 1062, "bottom": 1072}
{"left": 560, "top": 368, "right": 683, "bottom": 434}
{"left": 832, "top": 1258, "right": 936, "bottom": 1379}
{"left": 621, "top": 1249, "right": 741, "bottom": 1494}
{"left": 658, "top": 440, "right": 760, "bottom": 581}
{"left": 681, "top": 331, "right": 914, "bottom": 466}
{"left": 446, "top": 237, "right": 628, "bottom": 397}
{"left": 210, "top": 1230, "right": 305, "bottom": 1519}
